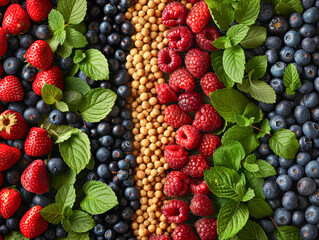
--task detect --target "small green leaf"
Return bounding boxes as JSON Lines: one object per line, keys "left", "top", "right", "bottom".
{"left": 54, "top": 29, "right": 66, "bottom": 44}
{"left": 4, "top": 231, "right": 29, "bottom": 240}
{"left": 274, "top": 226, "right": 302, "bottom": 240}
{"left": 234, "top": 115, "right": 254, "bottom": 127}
{"left": 65, "top": 27, "right": 88, "bottom": 48}
{"left": 61, "top": 231, "right": 90, "bottom": 240}
{"left": 62, "top": 90, "right": 82, "bottom": 111}
{"left": 245, "top": 171, "right": 265, "bottom": 199}
{"left": 283, "top": 63, "right": 301, "bottom": 95}
{"left": 86, "top": 156, "right": 95, "bottom": 170}
{"left": 70, "top": 21, "right": 87, "bottom": 34}
{"left": 213, "top": 36, "right": 232, "bottom": 49}
{"left": 62, "top": 206, "right": 73, "bottom": 218}
{"left": 51, "top": 168, "right": 76, "bottom": 190}
{"left": 238, "top": 220, "right": 268, "bottom": 240}
{"left": 257, "top": 118, "right": 271, "bottom": 138}
{"left": 62, "top": 210, "right": 95, "bottom": 233}
{"left": 269, "top": 129, "right": 300, "bottom": 159}
{"left": 226, "top": 24, "right": 250, "bottom": 46}
{"left": 273, "top": 0, "right": 303, "bottom": 16}
{"left": 241, "top": 26, "right": 267, "bottom": 48}
{"left": 46, "top": 35, "right": 59, "bottom": 52}
{"left": 243, "top": 102, "right": 263, "bottom": 123}
{"left": 56, "top": 184, "right": 76, "bottom": 209}
{"left": 243, "top": 155, "right": 259, "bottom": 172}
{"left": 247, "top": 197, "right": 273, "bottom": 219}
{"left": 64, "top": 77, "right": 90, "bottom": 94}
{"left": 55, "top": 101, "right": 69, "bottom": 112}
{"left": 245, "top": 55, "right": 268, "bottom": 80}
{"left": 234, "top": 0, "right": 260, "bottom": 26}
{"left": 41, "top": 84, "right": 63, "bottom": 105}
{"left": 205, "top": 1, "right": 234, "bottom": 31}
{"left": 48, "top": 9, "right": 65, "bottom": 31}
{"left": 74, "top": 50, "right": 86, "bottom": 64}
{"left": 40, "top": 203, "right": 63, "bottom": 224}
{"left": 251, "top": 159, "right": 277, "bottom": 178}
{"left": 223, "top": 45, "right": 245, "bottom": 83}
{"left": 210, "top": 50, "right": 234, "bottom": 88}
{"left": 56, "top": 42, "right": 73, "bottom": 58}
{"left": 50, "top": 125, "right": 74, "bottom": 143}
{"left": 57, "top": 0, "right": 87, "bottom": 24}
{"left": 241, "top": 188, "right": 255, "bottom": 202}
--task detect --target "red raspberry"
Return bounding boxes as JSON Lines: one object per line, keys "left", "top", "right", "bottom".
{"left": 167, "top": 26, "right": 194, "bottom": 52}
{"left": 178, "top": 92, "right": 204, "bottom": 112}
{"left": 195, "top": 218, "right": 218, "bottom": 240}
{"left": 164, "top": 104, "right": 192, "bottom": 128}
{"left": 150, "top": 235, "right": 172, "bottom": 240}
{"left": 186, "top": 1, "right": 210, "bottom": 33}
{"left": 195, "top": 26, "right": 220, "bottom": 51}
{"left": 200, "top": 72, "right": 225, "bottom": 97}
{"left": 164, "top": 171, "right": 190, "bottom": 197}
{"left": 185, "top": 48, "right": 210, "bottom": 79}
{"left": 173, "top": 224, "right": 198, "bottom": 240}
{"left": 158, "top": 48, "right": 182, "bottom": 73}
{"left": 197, "top": 133, "right": 221, "bottom": 157}
{"left": 156, "top": 83, "right": 178, "bottom": 104}
{"left": 162, "top": 2, "right": 187, "bottom": 28}
{"left": 181, "top": 154, "right": 210, "bottom": 178}
{"left": 190, "top": 194, "right": 214, "bottom": 216}
{"left": 164, "top": 145, "right": 189, "bottom": 169}
{"left": 193, "top": 104, "right": 222, "bottom": 132}
{"left": 169, "top": 68, "right": 195, "bottom": 93}
{"left": 175, "top": 125, "right": 201, "bottom": 150}
{"left": 162, "top": 199, "right": 189, "bottom": 223}
{"left": 190, "top": 179, "right": 211, "bottom": 195}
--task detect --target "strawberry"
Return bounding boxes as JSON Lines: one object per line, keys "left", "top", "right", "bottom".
{"left": 0, "top": 143, "right": 21, "bottom": 171}
{"left": 21, "top": 160, "right": 49, "bottom": 194}
{"left": 0, "top": 75, "right": 24, "bottom": 102}
{"left": 26, "top": 40, "right": 53, "bottom": 70}
{"left": 26, "top": 0, "right": 53, "bottom": 22}
{"left": 3, "top": 4, "right": 31, "bottom": 35}
{"left": 24, "top": 127, "right": 52, "bottom": 157}
{"left": 0, "top": 0, "right": 9, "bottom": 6}
{"left": 0, "top": 110, "right": 28, "bottom": 140}
{"left": 32, "top": 66, "right": 63, "bottom": 96}
{"left": 20, "top": 205, "right": 48, "bottom": 238}
{"left": 0, "top": 187, "right": 21, "bottom": 219}
{"left": 0, "top": 28, "right": 7, "bottom": 58}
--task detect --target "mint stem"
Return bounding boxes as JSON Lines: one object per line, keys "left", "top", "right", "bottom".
{"left": 249, "top": 125, "right": 273, "bottom": 137}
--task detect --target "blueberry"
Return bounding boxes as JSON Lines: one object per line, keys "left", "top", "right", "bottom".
{"left": 302, "top": 38, "right": 317, "bottom": 54}
{"left": 105, "top": 214, "right": 119, "bottom": 225}
{"left": 295, "top": 49, "right": 311, "bottom": 66}
{"left": 124, "top": 187, "right": 139, "bottom": 200}
{"left": 120, "top": 36, "right": 133, "bottom": 51}
{"left": 97, "top": 163, "right": 111, "bottom": 179}
{"left": 299, "top": 80, "right": 314, "bottom": 94}
{"left": 126, "top": 154, "right": 136, "bottom": 167}
{"left": 99, "top": 22, "right": 112, "bottom": 35}
{"left": 93, "top": 224, "right": 106, "bottom": 236}
{"left": 85, "top": 30, "right": 99, "bottom": 45}
{"left": 3, "top": 57, "right": 21, "bottom": 75}
{"left": 121, "top": 140, "right": 132, "bottom": 152}
{"left": 112, "top": 125, "right": 125, "bottom": 137}
{"left": 263, "top": 180, "right": 280, "bottom": 199}
{"left": 277, "top": 167, "right": 287, "bottom": 175}
{"left": 123, "top": 176, "right": 134, "bottom": 187}
{"left": 314, "top": 78, "right": 319, "bottom": 94}
{"left": 6, "top": 169, "right": 19, "bottom": 185}
{"left": 47, "top": 158, "right": 66, "bottom": 175}
{"left": 303, "top": 7, "right": 319, "bottom": 23}
{"left": 6, "top": 218, "right": 19, "bottom": 230}
{"left": 296, "top": 152, "right": 311, "bottom": 166}
{"left": 258, "top": 3, "right": 273, "bottom": 22}
{"left": 309, "top": 189, "right": 319, "bottom": 206}
{"left": 273, "top": 207, "right": 291, "bottom": 226}
{"left": 15, "top": 48, "right": 27, "bottom": 62}
{"left": 279, "top": 46, "right": 295, "bottom": 63}
{"left": 268, "top": 16, "right": 288, "bottom": 35}
{"left": 58, "top": 57, "right": 73, "bottom": 71}
{"left": 300, "top": 223, "right": 318, "bottom": 240}
{"left": 98, "top": 135, "right": 114, "bottom": 147}
{"left": 114, "top": 13, "right": 125, "bottom": 25}
{"left": 20, "top": 34, "right": 34, "bottom": 48}
{"left": 7, "top": 102, "right": 26, "bottom": 115}
{"left": 275, "top": 100, "right": 292, "bottom": 117}
{"left": 44, "top": 226, "right": 56, "bottom": 240}
{"left": 298, "top": 177, "right": 317, "bottom": 195}
{"left": 306, "top": 160, "right": 319, "bottom": 178}
{"left": 282, "top": 191, "right": 298, "bottom": 210}
{"left": 104, "top": 229, "right": 115, "bottom": 240}
{"left": 118, "top": 159, "right": 129, "bottom": 170}
{"left": 102, "top": 44, "right": 114, "bottom": 58}
{"left": 117, "top": 170, "right": 128, "bottom": 181}
{"left": 121, "top": 207, "right": 133, "bottom": 220}
{"left": 36, "top": 100, "right": 51, "bottom": 114}
{"left": 290, "top": 13, "right": 303, "bottom": 28}
{"left": 8, "top": 36, "right": 19, "bottom": 50}
{"left": 33, "top": 195, "right": 51, "bottom": 207}
{"left": 305, "top": 205, "right": 319, "bottom": 224}
{"left": 109, "top": 58, "right": 120, "bottom": 72}
{"left": 265, "top": 36, "right": 282, "bottom": 50}
{"left": 303, "top": 121, "right": 319, "bottom": 139}
{"left": 114, "top": 49, "right": 126, "bottom": 62}
{"left": 269, "top": 115, "right": 286, "bottom": 131}
{"left": 300, "top": 136, "right": 313, "bottom": 151}
{"left": 304, "top": 92, "right": 319, "bottom": 108}
{"left": 108, "top": 161, "right": 119, "bottom": 172}
{"left": 20, "top": 186, "right": 34, "bottom": 202}
{"left": 0, "top": 224, "right": 9, "bottom": 235}
{"left": 65, "top": 112, "right": 78, "bottom": 124}
{"left": 284, "top": 30, "right": 301, "bottom": 47}
{"left": 96, "top": 121, "right": 110, "bottom": 135}
{"left": 35, "top": 25, "right": 50, "bottom": 40}
{"left": 96, "top": 147, "right": 111, "bottom": 163}
{"left": 113, "top": 221, "right": 128, "bottom": 234}
{"left": 299, "top": 23, "right": 315, "bottom": 38}
{"left": 113, "top": 70, "right": 129, "bottom": 87}
{"left": 87, "top": 171, "right": 99, "bottom": 181}
{"left": 117, "top": 85, "right": 131, "bottom": 99}
{"left": 23, "top": 107, "right": 41, "bottom": 125}
{"left": 295, "top": 105, "right": 311, "bottom": 124}
{"left": 107, "top": 32, "right": 121, "bottom": 46}
{"left": 112, "top": 149, "right": 123, "bottom": 160}
{"left": 303, "top": 64, "right": 317, "bottom": 80}
{"left": 292, "top": 211, "right": 305, "bottom": 226}
{"left": 288, "top": 164, "right": 305, "bottom": 181}
{"left": 49, "top": 109, "right": 65, "bottom": 126}
{"left": 312, "top": 107, "right": 319, "bottom": 122}
{"left": 313, "top": 52, "right": 319, "bottom": 66}
{"left": 276, "top": 174, "right": 293, "bottom": 191}
{"left": 104, "top": 3, "right": 117, "bottom": 15}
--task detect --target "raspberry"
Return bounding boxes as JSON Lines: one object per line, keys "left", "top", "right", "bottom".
{"left": 162, "top": 2, "right": 187, "bottom": 28}
{"left": 178, "top": 92, "right": 204, "bottom": 112}
{"left": 190, "top": 194, "right": 214, "bottom": 216}
{"left": 195, "top": 218, "right": 218, "bottom": 240}
{"left": 186, "top": 1, "right": 210, "bottom": 33}
{"left": 175, "top": 125, "right": 201, "bottom": 150}
{"left": 167, "top": 26, "right": 194, "bottom": 52}
{"left": 164, "top": 145, "right": 189, "bottom": 169}
{"left": 164, "top": 104, "right": 192, "bottom": 128}
{"left": 195, "top": 26, "right": 220, "bottom": 51}
{"left": 162, "top": 199, "right": 189, "bottom": 223}
{"left": 190, "top": 179, "right": 211, "bottom": 195}
{"left": 156, "top": 83, "right": 178, "bottom": 104}
{"left": 150, "top": 235, "right": 172, "bottom": 240}
{"left": 185, "top": 48, "right": 210, "bottom": 79}
{"left": 169, "top": 68, "right": 195, "bottom": 93}
{"left": 200, "top": 72, "right": 225, "bottom": 97}
{"left": 158, "top": 48, "right": 182, "bottom": 73}
{"left": 181, "top": 154, "right": 210, "bottom": 178}
{"left": 193, "top": 104, "right": 222, "bottom": 132}
{"left": 197, "top": 133, "right": 221, "bottom": 157}
{"left": 164, "top": 171, "right": 190, "bottom": 197}
{"left": 173, "top": 224, "right": 198, "bottom": 240}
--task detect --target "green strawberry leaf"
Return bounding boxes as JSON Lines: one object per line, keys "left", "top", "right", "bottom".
{"left": 54, "top": 29, "right": 66, "bottom": 44}
{"left": 241, "top": 188, "right": 255, "bottom": 202}
{"left": 256, "top": 118, "right": 271, "bottom": 139}
{"left": 46, "top": 35, "right": 60, "bottom": 52}
{"left": 60, "top": 231, "right": 89, "bottom": 240}
{"left": 213, "top": 36, "right": 232, "bottom": 49}
{"left": 273, "top": 0, "right": 303, "bottom": 16}
{"left": 56, "top": 42, "right": 73, "bottom": 59}
{"left": 4, "top": 231, "right": 29, "bottom": 240}
{"left": 55, "top": 101, "right": 69, "bottom": 112}
{"left": 250, "top": 159, "right": 277, "bottom": 178}
{"left": 205, "top": 1, "right": 234, "bottom": 31}
{"left": 74, "top": 50, "right": 86, "bottom": 64}
{"left": 62, "top": 90, "right": 82, "bottom": 112}
{"left": 40, "top": 203, "right": 63, "bottom": 224}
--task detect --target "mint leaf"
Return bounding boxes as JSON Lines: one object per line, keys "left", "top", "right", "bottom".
{"left": 245, "top": 171, "right": 265, "bottom": 199}
{"left": 274, "top": 0, "right": 303, "bottom": 16}
{"left": 64, "top": 77, "right": 90, "bottom": 94}
{"left": 210, "top": 88, "right": 250, "bottom": 123}
{"left": 213, "top": 141, "right": 245, "bottom": 171}
{"left": 56, "top": 184, "right": 76, "bottom": 209}
{"left": 62, "top": 210, "right": 95, "bottom": 233}
{"left": 247, "top": 197, "right": 273, "bottom": 218}
{"left": 40, "top": 203, "right": 63, "bottom": 224}
{"left": 223, "top": 45, "right": 245, "bottom": 83}
{"left": 48, "top": 9, "right": 65, "bottom": 31}
{"left": 61, "top": 231, "right": 89, "bottom": 240}
{"left": 56, "top": 42, "right": 73, "bottom": 58}
{"left": 234, "top": 115, "right": 254, "bottom": 127}
{"left": 78, "top": 49, "right": 109, "bottom": 80}
{"left": 251, "top": 159, "right": 277, "bottom": 178}
{"left": 204, "top": 166, "right": 246, "bottom": 200}
{"left": 283, "top": 63, "right": 301, "bottom": 95}
{"left": 80, "top": 181, "right": 118, "bottom": 215}
{"left": 241, "top": 26, "right": 267, "bottom": 48}
{"left": 86, "top": 156, "right": 95, "bottom": 170}
{"left": 50, "top": 125, "right": 74, "bottom": 143}
{"left": 4, "top": 231, "right": 29, "bottom": 240}
{"left": 274, "top": 226, "right": 302, "bottom": 240}
{"left": 46, "top": 35, "right": 59, "bottom": 52}
{"left": 241, "top": 188, "right": 255, "bottom": 202}
{"left": 243, "top": 160, "right": 259, "bottom": 173}
{"left": 65, "top": 27, "right": 88, "bottom": 48}
{"left": 217, "top": 200, "right": 249, "bottom": 240}
{"left": 55, "top": 101, "right": 69, "bottom": 112}
{"left": 70, "top": 22, "right": 87, "bottom": 34}
{"left": 57, "top": 0, "right": 87, "bottom": 24}
{"left": 213, "top": 36, "right": 232, "bottom": 49}
{"left": 257, "top": 118, "right": 271, "bottom": 138}
{"left": 62, "top": 206, "right": 72, "bottom": 218}
{"left": 41, "top": 84, "right": 63, "bottom": 105}
{"left": 65, "top": 64, "right": 79, "bottom": 77}
{"left": 226, "top": 24, "right": 250, "bottom": 46}
{"left": 54, "top": 29, "right": 66, "bottom": 44}
{"left": 59, "top": 129, "right": 91, "bottom": 174}
{"left": 234, "top": 0, "right": 260, "bottom": 26}
{"left": 51, "top": 168, "right": 76, "bottom": 190}
{"left": 79, "top": 88, "right": 117, "bottom": 123}
{"left": 238, "top": 220, "right": 268, "bottom": 240}
{"left": 205, "top": 1, "right": 234, "bottom": 31}
{"left": 245, "top": 55, "right": 268, "bottom": 80}
{"left": 210, "top": 50, "right": 234, "bottom": 88}
{"left": 62, "top": 90, "right": 82, "bottom": 112}
{"left": 243, "top": 102, "right": 263, "bottom": 123}
{"left": 222, "top": 125, "right": 259, "bottom": 154}
{"left": 74, "top": 50, "right": 86, "bottom": 64}
{"left": 270, "top": 129, "right": 300, "bottom": 159}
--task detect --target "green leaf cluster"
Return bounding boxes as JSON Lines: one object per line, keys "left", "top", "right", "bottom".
{"left": 263, "top": 0, "right": 303, "bottom": 16}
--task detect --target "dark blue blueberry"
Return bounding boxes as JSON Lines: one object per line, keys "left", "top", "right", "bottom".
{"left": 270, "top": 78, "right": 284, "bottom": 93}
{"left": 126, "top": 154, "right": 136, "bottom": 167}
{"left": 96, "top": 147, "right": 111, "bottom": 163}
{"left": 120, "top": 36, "right": 133, "bottom": 51}
{"left": 299, "top": 23, "right": 315, "bottom": 37}
{"left": 273, "top": 207, "right": 291, "bottom": 226}
{"left": 96, "top": 121, "right": 110, "bottom": 135}
{"left": 98, "top": 135, "right": 114, "bottom": 147}
{"left": 24, "top": 91, "right": 40, "bottom": 107}
{"left": 130, "top": 200, "right": 140, "bottom": 211}
{"left": 113, "top": 221, "right": 128, "bottom": 234}
{"left": 35, "top": 25, "right": 50, "bottom": 40}
{"left": 300, "top": 136, "right": 313, "bottom": 151}
{"left": 5, "top": 169, "right": 20, "bottom": 185}
{"left": 300, "top": 223, "right": 318, "bottom": 240}
{"left": 314, "top": 138, "right": 319, "bottom": 148}
{"left": 20, "top": 187, "right": 34, "bottom": 202}
{"left": 87, "top": 171, "right": 99, "bottom": 181}
{"left": 117, "top": 85, "right": 131, "bottom": 98}
{"left": 263, "top": 180, "right": 280, "bottom": 199}
{"left": 296, "top": 152, "right": 311, "bottom": 166}
{"left": 108, "top": 161, "right": 119, "bottom": 172}
{"left": 58, "top": 57, "right": 73, "bottom": 71}
{"left": 121, "top": 207, "right": 133, "bottom": 220}
{"left": 302, "top": 0, "right": 315, "bottom": 8}
{"left": 12, "top": 139, "right": 24, "bottom": 150}
{"left": 100, "top": 22, "right": 112, "bottom": 35}
{"left": 288, "top": 164, "right": 305, "bottom": 181}
{"left": 312, "top": 107, "right": 319, "bottom": 121}
{"left": 36, "top": 100, "right": 51, "bottom": 114}
{"left": 303, "top": 6, "right": 319, "bottom": 23}
{"left": 268, "top": 16, "right": 288, "bottom": 35}
{"left": 115, "top": 13, "right": 125, "bottom": 25}
{"left": 65, "top": 112, "right": 78, "bottom": 124}
{"left": 299, "top": 80, "right": 314, "bottom": 94}
{"left": 292, "top": 211, "right": 305, "bottom": 226}
{"left": 104, "top": 229, "right": 115, "bottom": 240}
{"left": 266, "top": 50, "right": 278, "bottom": 65}
{"left": 304, "top": 92, "right": 319, "bottom": 108}
{"left": 292, "top": 62, "right": 303, "bottom": 74}
{"left": 8, "top": 102, "right": 26, "bottom": 115}
{"left": 3, "top": 57, "right": 21, "bottom": 75}
{"left": 276, "top": 174, "right": 293, "bottom": 191}
{"left": 107, "top": 32, "right": 121, "bottom": 46}
{"left": 286, "top": 114, "right": 296, "bottom": 125}
{"left": 257, "top": 143, "right": 270, "bottom": 156}
{"left": 114, "top": 49, "right": 126, "bottom": 62}
{"left": 105, "top": 214, "right": 119, "bottom": 225}
{"left": 104, "top": 3, "right": 117, "bottom": 15}
{"left": 32, "top": 194, "right": 51, "bottom": 207}
{"left": 117, "top": 170, "right": 128, "bottom": 181}
{"left": 121, "top": 0, "right": 132, "bottom": 8}
{"left": 299, "top": 195, "right": 310, "bottom": 211}
{"left": 295, "top": 105, "right": 311, "bottom": 124}
{"left": 284, "top": 30, "right": 300, "bottom": 47}
{"left": 269, "top": 115, "right": 286, "bottom": 131}
{"left": 279, "top": 157, "right": 294, "bottom": 169}
{"left": 295, "top": 49, "right": 311, "bottom": 65}
{"left": 88, "top": 21, "right": 99, "bottom": 32}
{"left": 97, "top": 163, "right": 111, "bottom": 179}
{"left": 112, "top": 125, "right": 125, "bottom": 137}
{"left": 121, "top": 22, "right": 134, "bottom": 36}
{"left": 302, "top": 38, "right": 317, "bottom": 53}
{"left": 279, "top": 46, "right": 295, "bottom": 63}
{"left": 121, "top": 140, "right": 132, "bottom": 152}
{"left": 123, "top": 176, "right": 134, "bottom": 187}
{"left": 44, "top": 226, "right": 56, "bottom": 240}
{"left": 0, "top": 224, "right": 9, "bottom": 235}
{"left": 298, "top": 177, "right": 317, "bottom": 195}
{"left": 23, "top": 107, "right": 41, "bottom": 125}
{"left": 306, "top": 160, "right": 319, "bottom": 178}
{"left": 109, "top": 58, "right": 119, "bottom": 72}
{"left": 124, "top": 187, "right": 139, "bottom": 201}
{"left": 282, "top": 191, "right": 298, "bottom": 210}
{"left": 7, "top": 36, "right": 19, "bottom": 49}
{"left": 290, "top": 12, "right": 303, "bottom": 28}
{"left": 305, "top": 205, "right": 319, "bottom": 224}
{"left": 303, "top": 121, "right": 319, "bottom": 139}
{"left": 102, "top": 44, "right": 114, "bottom": 58}
{"left": 49, "top": 109, "right": 65, "bottom": 126}
{"left": 20, "top": 34, "right": 34, "bottom": 48}
{"left": 259, "top": 219, "right": 276, "bottom": 234}
{"left": 118, "top": 159, "right": 129, "bottom": 170}
{"left": 303, "top": 64, "right": 317, "bottom": 80}
{"left": 275, "top": 100, "right": 292, "bottom": 116}
{"left": 93, "top": 224, "right": 106, "bottom": 236}
{"left": 258, "top": 3, "right": 273, "bottom": 22}
{"left": 265, "top": 36, "right": 281, "bottom": 50}
{"left": 277, "top": 167, "right": 287, "bottom": 175}
{"left": 6, "top": 218, "right": 19, "bottom": 230}
{"left": 313, "top": 52, "right": 319, "bottom": 66}
{"left": 85, "top": 30, "right": 99, "bottom": 45}
{"left": 47, "top": 158, "right": 66, "bottom": 175}
{"left": 113, "top": 70, "right": 129, "bottom": 87}
{"left": 112, "top": 149, "right": 123, "bottom": 160}
{"left": 309, "top": 189, "right": 319, "bottom": 206}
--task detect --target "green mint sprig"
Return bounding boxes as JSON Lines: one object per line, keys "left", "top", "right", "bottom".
{"left": 263, "top": 0, "right": 303, "bottom": 16}
{"left": 283, "top": 63, "right": 301, "bottom": 95}
{"left": 274, "top": 226, "right": 302, "bottom": 240}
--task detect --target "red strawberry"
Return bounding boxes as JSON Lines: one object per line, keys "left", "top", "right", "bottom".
{"left": 24, "top": 127, "right": 52, "bottom": 157}
{"left": 0, "top": 28, "right": 7, "bottom": 58}
{"left": 0, "top": 75, "right": 24, "bottom": 102}
{"left": 20, "top": 205, "right": 48, "bottom": 238}
{"left": 21, "top": 160, "right": 49, "bottom": 194}
{"left": 26, "top": 0, "right": 53, "bottom": 22}
{"left": 186, "top": 1, "right": 210, "bottom": 33}
{"left": 0, "top": 143, "right": 21, "bottom": 171}
{"left": 0, "top": 0, "right": 9, "bottom": 6}
{"left": 0, "top": 110, "right": 28, "bottom": 140}
{"left": 0, "top": 187, "right": 21, "bottom": 219}
{"left": 32, "top": 66, "right": 63, "bottom": 96}
{"left": 3, "top": 4, "right": 31, "bottom": 35}
{"left": 26, "top": 40, "right": 53, "bottom": 70}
